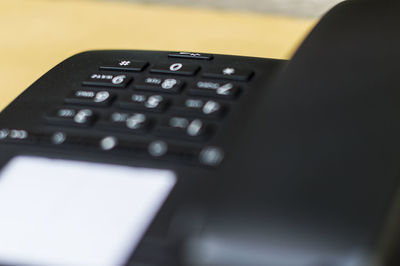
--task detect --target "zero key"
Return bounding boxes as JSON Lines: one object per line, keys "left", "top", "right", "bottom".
{"left": 150, "top": 63, "right": 200, "bottom": 76}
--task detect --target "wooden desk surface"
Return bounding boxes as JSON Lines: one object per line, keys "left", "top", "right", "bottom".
{"left": 0, "top": 0, "right": 316, "bottom": 111}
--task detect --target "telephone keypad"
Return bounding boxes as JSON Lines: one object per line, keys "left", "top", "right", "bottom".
{"left": 34, "top": 51, "right": 257, "bottom": 166}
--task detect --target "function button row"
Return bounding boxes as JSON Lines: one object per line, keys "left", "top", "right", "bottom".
{"left": 100, "top": 60, "right": 148, "bottom": 72}
{"left": 150, "top": 63, "right": 200, "bottom": 76}
{"left": 157, "top": 117, "right": 212, "bottom": 141}
{"left": 99, "top": 112, "right": 151, "bottom": 133}
{"left": 202, "top": 67, "right": 254, "bottom": 81}
{"left": 189, "top": 81, "right": 240, "bottom": 99}
{"left": 64, "top": 90, "right": 114, "bottom": 107}
{"left": 0, "top": 129, "right": 224, "bottom": 166}
{"left": 101, "top": 138, "right": 224, "bottom": 166}
{"left": 168, "top": 52, "right": 213, "bottom": 60}
{"left": 45, "top": 108, "right": 97, "bottom": 127}
{"left": 135, "top": 77, "right": 183, "bottom": 94}
{"left": 119, "top": 93, "right": 168, "bottom": 112}
{"left": 83, "top": 73, "right": 132, "bottom": 88}
{"left": 173, "top": 98, "right": 226, "bottom": 118}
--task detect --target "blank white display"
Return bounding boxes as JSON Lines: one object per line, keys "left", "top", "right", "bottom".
{"left": 0, "top": 156, "right": 177, "bottom": 266}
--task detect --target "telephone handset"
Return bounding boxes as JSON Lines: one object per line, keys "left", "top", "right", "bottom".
{"left": 1, "top": 0, "right": 400, "bottom": 265}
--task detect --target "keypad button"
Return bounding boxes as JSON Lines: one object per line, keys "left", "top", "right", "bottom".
{"left": 100, "top": 60, "right": 148, "bottom": 72}
{"left": 135, "top": 77, "right": 184, "bottom": 94}
{"left": 64, "top": 90, "right": 114, "bottom": 107}
{"left": 49, "top": 132, "right": 67, "bottom": 145}
{"left": 119, "top": 93, "right": 169, "bottom": 112}
{"left": 156, "top": 117, "right": 211, "bottom": 140}
{"left": 199, "top": 146, "right": 225, "bottom": 166}
{"left": 168, "top": 52, "right": 213, "bottom": 60}
{"left": 202, "top": 67, "right": 254, "bottom": 81}
{"left": 189, "top": 81, "right": 240, "bottom": 99}
{"left": 99, "top": 112, "right": 150, "bottom": 133}
{"left": 45, "top": 108, "right": 96, "bottom": 127}
{"left": 148, "top": 140, "right": 168, "bottom": 157}
{"left": 39, "top": 132, "right": 127, "bottom": 151}
{"left": 173, "top": 98, "right": 226, "bottom": 118}
{"left": 0, "top": 129, "right": 36, "bottom": 144}
{"left": 148, "top": 140, "right": 199, "bottom": 162}
{"left": 100, "top": 136, "right": 118, "bottom": 151}
{"left": 83, "top": 73, "right": 132, "bottom": 88}
{"left": 150, "top": 63, "right": 200, "bottom": 76}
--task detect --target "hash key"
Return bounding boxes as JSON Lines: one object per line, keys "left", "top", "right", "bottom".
{"left": 100, "top": 60, "right": 148, "bottom": 72}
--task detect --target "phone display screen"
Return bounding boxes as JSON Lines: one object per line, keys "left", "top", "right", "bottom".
{"left": 0, "top": 156, "right": 176, "bottom": 266}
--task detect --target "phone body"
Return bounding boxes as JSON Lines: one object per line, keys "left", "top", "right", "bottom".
{"left": 1, "top": 1, "right": 400, "bottom": 266}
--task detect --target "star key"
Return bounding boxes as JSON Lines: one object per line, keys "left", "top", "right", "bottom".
{"left": 202, "top": 66, "right": 254, "bottom": 81}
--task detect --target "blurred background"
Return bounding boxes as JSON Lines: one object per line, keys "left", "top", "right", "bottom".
{"left": 0, "top": 0, "right": 342, "bottom": 110}
{"left": 118, "top": 0, "right": 342, "bottom": 17}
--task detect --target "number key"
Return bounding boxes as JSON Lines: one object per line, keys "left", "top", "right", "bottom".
{"left": 119, "top": 93, "right": 169, "bottom": 112}
{"left": 189, "top": 81, "right": 240, "bottom": 99}
{"left": 135, "top": 77, "right": 184, "bottom": 94}
{"left": 150, "top": 63, "right": 200, "bottom": 76}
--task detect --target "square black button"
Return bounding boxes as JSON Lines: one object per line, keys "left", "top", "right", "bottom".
{"left": 100, "top": 60, "right": 148, "bottom": 72}
{"left": 150, "top": 63, "right": 200, "bottom": 76}
{"left": 203, "top": 67, "right": 254, "bottom": 81}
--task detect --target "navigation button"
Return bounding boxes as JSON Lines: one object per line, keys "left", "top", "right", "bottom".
{"left": 199, "top": 147, "right": 225, "bottom": 166}
{"left": 168, "top": 52, "right": 213, "bottom": 60}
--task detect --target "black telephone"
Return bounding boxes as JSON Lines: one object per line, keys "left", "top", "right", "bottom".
{"left": 1, "top": 1, "right": 400, "bottom": 265}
